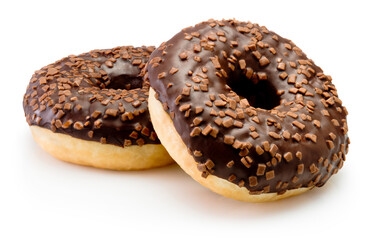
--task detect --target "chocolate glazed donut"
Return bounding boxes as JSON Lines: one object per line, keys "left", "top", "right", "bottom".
{"left": 23, "top": 46, "right": 173, "bottom": 170}
{"left": 146, "top": 19, "right": 349, "bottom": 202}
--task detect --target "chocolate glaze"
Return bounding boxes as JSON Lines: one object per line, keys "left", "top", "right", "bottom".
{"left": 146, "top": 19, "right": 349, "bottom": 194}
{"left": 24, "top": 46, "right": 161, "bottom": 147}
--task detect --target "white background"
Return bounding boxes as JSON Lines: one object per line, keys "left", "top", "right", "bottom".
{"left": 1, "top": 0, "right": 372, "bottom": 239}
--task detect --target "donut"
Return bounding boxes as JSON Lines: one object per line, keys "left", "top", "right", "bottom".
{"left": 23, "top": 46, "right": 173, "bottom": 170}
{"left": 146, "top": 19, "right": 349, "bottom": 202}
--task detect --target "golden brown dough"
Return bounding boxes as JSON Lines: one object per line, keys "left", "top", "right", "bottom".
{"left": 31, "top": 125, "right": 173, "bottom": 170}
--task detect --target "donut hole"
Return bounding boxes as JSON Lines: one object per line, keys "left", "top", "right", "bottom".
{"left": 106, "top": 75, "right": 143, "bottom": 90}
{"left": 227, "top": 72, "right": 281, "bottom": 110}
{"left": 101, "top": 60, "right": 143, "bottom": 90}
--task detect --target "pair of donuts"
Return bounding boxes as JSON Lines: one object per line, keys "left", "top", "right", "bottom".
{"left": 24, "top": 19, "right": 349, "bottom": 202}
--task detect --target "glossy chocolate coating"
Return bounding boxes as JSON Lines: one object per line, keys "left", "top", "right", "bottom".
{"left": 147, "top": 19, "right": 349, "bottom": 194}
{"left": 24, "top": 46, "right": 160, "bottom": 147}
